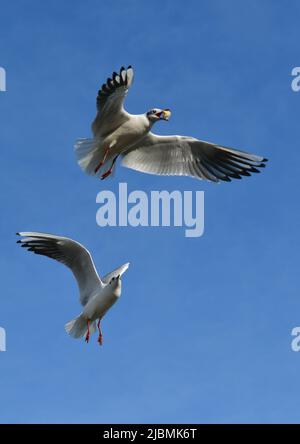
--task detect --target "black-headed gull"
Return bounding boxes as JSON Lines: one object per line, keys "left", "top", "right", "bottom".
{"left": 17, "top": 232, "right": 129, "bottom": 345}
{"left": 75, "top": 65, "right": 268, "bottom": 182}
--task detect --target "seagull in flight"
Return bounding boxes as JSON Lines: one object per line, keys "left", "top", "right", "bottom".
{"left": 75, "top": 65, "right": 268, "bottom": 182}
{"left": 17, "top": 232, "right": 129, "bottom": 345}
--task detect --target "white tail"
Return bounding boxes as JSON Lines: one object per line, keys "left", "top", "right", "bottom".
{"left": 74, "top": 138, "right": 105, "bottom": 176}
{"left": 65, "top": 314, "right": 96, "bottom": 339}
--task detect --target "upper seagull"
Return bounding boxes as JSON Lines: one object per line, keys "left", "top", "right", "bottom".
{"left": 17, "top": 232, "right": 129, "bottom": 346}
{"left": 75, "top": 66, "right": 268, "bottom": 182}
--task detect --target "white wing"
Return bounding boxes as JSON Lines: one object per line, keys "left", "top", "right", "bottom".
{"left": 92, "top": 66, "right": 134, "bottom": 136}
{"left": 102, "top": 262, "right": 130, "bottom": 284}
{"left": 122, "top": 133, "right": 268, "bottom": 182}
{"left": 17, "top": 232, "right": 102, "bottom": 306}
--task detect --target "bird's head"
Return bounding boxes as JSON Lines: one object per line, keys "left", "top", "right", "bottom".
{"left": 146, "top": 108, "right": 171, "bottom": 123}
{"left": 109, "top": 275, "right": 122, "bottom": 296}
{"left": 109, "top": 275, "right": 121, "bottom": 285}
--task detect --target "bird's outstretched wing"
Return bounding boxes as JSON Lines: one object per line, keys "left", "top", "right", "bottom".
{"left": 17, "top": 232, "right": 102, "bottom": 306}
{"left": 92, "top": 66, "right": 134, "bottom": 135}
{"left": 122, "top": 133, "right": 268, "bottom": 182}
{"left": 102, "top": 262, "right": 130, "bottom": 284}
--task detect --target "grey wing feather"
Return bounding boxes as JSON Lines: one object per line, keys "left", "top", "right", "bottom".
{"left": 17, "top": 232, "right": 102, "bottom": 306}
{"left": 122, "top": 133, "right": 268, "bottom": 182}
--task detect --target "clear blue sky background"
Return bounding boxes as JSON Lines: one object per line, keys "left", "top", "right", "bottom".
{"left": 0, "top": 0, "right": 300, "bottom": 424}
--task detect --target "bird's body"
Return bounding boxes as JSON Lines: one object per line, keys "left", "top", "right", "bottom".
{"left": 75, "top": 65, "right": 268, "bottom": 182}
{"left": 17, "top": 232, "right": 129, "bottom": 345}
{"left": 82, "top": 279, "right": 121, "bottom": 322}
{"left": 95, "top": 113, "right": 151, "bottom": 160}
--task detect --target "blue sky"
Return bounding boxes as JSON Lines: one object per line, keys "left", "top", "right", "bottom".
{"left": 1, "top": 0, "right": 300, "bottom": 424}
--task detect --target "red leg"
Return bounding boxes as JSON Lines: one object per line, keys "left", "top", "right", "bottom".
{"left": 85, "top": 320, "right": 90, "bottom": 343}
{"left": 97, "top": 320, "right": 103, "bottom": 345}
{"left": 100, "top": 155, "right": 119, "bottom": 180}
{"left": 94, "top": 147, "right": 110, "bottom": 174}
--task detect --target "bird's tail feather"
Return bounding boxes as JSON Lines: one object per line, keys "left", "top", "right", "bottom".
{"left": 64, "top": 314, "right": 96, "bottom": 339}
{"left": 74, "top": 138, "right": 106, "bottom": 176}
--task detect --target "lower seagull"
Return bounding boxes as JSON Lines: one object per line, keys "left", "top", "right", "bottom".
{"left": 16, "top": 232, "right": 129, "bottom": 346}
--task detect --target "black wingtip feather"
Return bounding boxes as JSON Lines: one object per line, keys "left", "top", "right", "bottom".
{"left": 97, "top": 66, "right": 133, "bottom": 110}
{"left": 112, "top": 72, "right": 119, "bottom": 84}
{"left": 228, "top": 173, "right": 242, "bottom": 179}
